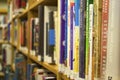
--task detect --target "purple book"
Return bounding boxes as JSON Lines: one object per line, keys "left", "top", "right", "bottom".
{"left": 60, "top": 0, "right": 65, "bottom": 64}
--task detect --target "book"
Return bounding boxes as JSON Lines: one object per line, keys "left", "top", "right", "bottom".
{"left": 73, "top": 0, "right": 80, "bottom": 79}
{"left": 14, "top": 53, "right": 27, "bottom": 80}
{"left": 88, "top": 2, "right": 94, "bottom": 80}
{"left": 100, "top": 0, "right": 109, "bottom": 79}
{"left": 48, "top": 11, "right": 56, "bottom": 64}
{"left": 44, "top": 5, "right": 57, "bottom": 63}
{"left": 59, "top": 0, "right": 66, "bottom": 73}
{"left": 106, "top": 0, "right": 120, "bottom": 80}
{"left": 79, "top": 0, "right": 86, "bottom": 79}
{"left": 27, "top": 63, "right": 37, "bottom": 80}
{"left": 93, "top": 0, "right": 102, "bottom": 79}
{"left": 85, "top": 0, "right": 90, "bottom": 79}
{"left": 38, "top": 5, "right": 44, "bottom": 61}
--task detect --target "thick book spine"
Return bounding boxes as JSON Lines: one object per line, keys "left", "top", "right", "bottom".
{"left": 106, "top": 0, "right": 120, "bottom": 80}
{"left": 79, "top": 0, "right": 86, "bottom": 79}
{"left": 93, "top": 0, "right": 102, "bottom": 79}
{"left": 38, "top": 5, "right": 44, "bottom": 61}
{"left": 100, "top": 0, "right": 109, "bottom": 79}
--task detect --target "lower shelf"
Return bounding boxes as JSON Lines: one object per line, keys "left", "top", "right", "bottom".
{"left": 29, "top": 55, "right": 58, "bottom": 75}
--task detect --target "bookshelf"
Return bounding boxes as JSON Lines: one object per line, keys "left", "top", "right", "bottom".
{"left": 3, "top": 0, "right": 66, "bottom": 80}
{"left": 5, "top": 0, "right": 120, "bottom": 80}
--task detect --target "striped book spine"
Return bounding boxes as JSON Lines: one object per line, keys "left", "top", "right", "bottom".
{"left": 100, "top": 0, "right": 109, "bottom": 79}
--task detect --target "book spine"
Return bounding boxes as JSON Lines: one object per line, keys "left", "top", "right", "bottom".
{"left": 73, "top": 0, "right": 80, "bottom": 79}
{"left": 67, "top": 0, "right": 70, "bottom": 77}
{"left": 38, "top": 5, "right": 44, "bottom": 61}
{"left": 60, "top": 0, "right": 65, "bottom": 65}
{"left": 85, "top": 0, "right": 90, "bottom": 79}
{"left": 93, "top": 0, "right": 102, "bottom": 79}
{"left": 106, "top": 0, "right": 120, "bottom": 80}
{"left": 70, "top": 2, "right": 74, "bottom": 71}
{"left": 88, "top": 3, "right": 94, "bottom": 80}
{"left": 48, "top": 11, "right": 55, "bottom": 64}
{"left": 100, "top": 0, "right": 109, "bottom": 79}
{"left": 79, "top": 0, "right": 86, "bottom": 79}
{"left": 34, "top": 18, "right": 39, "bottom": 56}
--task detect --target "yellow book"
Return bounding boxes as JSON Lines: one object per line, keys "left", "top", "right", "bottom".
{"left": 93, "top": 0, "right": 102, "bottom": 79}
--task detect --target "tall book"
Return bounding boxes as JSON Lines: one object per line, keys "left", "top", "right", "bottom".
{"left": 85, "top": 0, "right": 90, "bottom": 79}
{"left": 79, "top": 0, "right": 86, "bottom": 79}
{"left": 44, "top": 6, "right": 57, "bottom": 63}
{"left": 38, "top": 5, "right": 44, "bottom": 61}
{"left": 93, "top": 0, "right": 102, "bottom": 79}
{"left": 33, "top": 18, "right": 39, "bottom": 56}
{"left": 60, "top": 0, "right": 66, "bottom": 72}
{"left": 48, "top": 11, "right": 56, "bottom": 64}
{"left": 88, "top": 1, "right": 94, "bottom": 80}
{"left": 105, "top": 0, "right": 120, "bottom": 80}
{"left": 100, "top": 0, "right": 109, "bottom": 79}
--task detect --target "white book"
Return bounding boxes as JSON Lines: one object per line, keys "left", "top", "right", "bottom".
{"left": 88, "top": 4, "right": 94, "bottom": 80}
{"left": 106, "top": 0, "right": 120, "bottom": 80}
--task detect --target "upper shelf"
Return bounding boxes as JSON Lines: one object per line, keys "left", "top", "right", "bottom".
{"left": 0, "top": 9, "right": 7, "bottom": 14}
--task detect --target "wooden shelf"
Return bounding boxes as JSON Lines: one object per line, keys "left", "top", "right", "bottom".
{"left": 0, "top": 72, "right": 4, "bottom": 77}
{"left": 0, "top": 9, "right": 7, "bottom": 14}
{"left": 18, "top": 47, "right": 28, "bottom": 57}
{"left": 0, "top": 40, "right": 9, "bottom": 44}
{"left": 18, "top": 9, "right": 29, "bottom": 18}
{"left": 30, "top": 55, "right": 58, "bottom": 75}
{"left": 60, "top": 73, "right": 70, "bottom": 80}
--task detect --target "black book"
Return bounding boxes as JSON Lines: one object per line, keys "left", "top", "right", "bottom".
{"left": 38, "top": 5, "right": 44, "bottom": 61}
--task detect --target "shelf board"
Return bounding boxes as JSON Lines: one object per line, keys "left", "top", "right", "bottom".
{"left": 0, "top": 9, "right": 7, "bottom": 14}
{"left": 29, "top": 0, "right": 44, "bottom": 11}
{"left": 0, "top": 72, "right": 4, "bottom": 77}
{"left": 0, "top": 40, "right": 9, "bottom": 44}
{"left": 30, "top": 55, "right": 58, "bottom": 75}
{"left": 60, "top": 73, "right": 70, "bottom": 80}
{"left": 18, "top": 9, "right": 29, "bottom": 18}
{"left": 18, "top": 48, "right": 28, "bottom": 57}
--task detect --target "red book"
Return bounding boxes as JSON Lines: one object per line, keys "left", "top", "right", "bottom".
{"left": 100, "top": 0, "right": 109, "bottom": 79}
